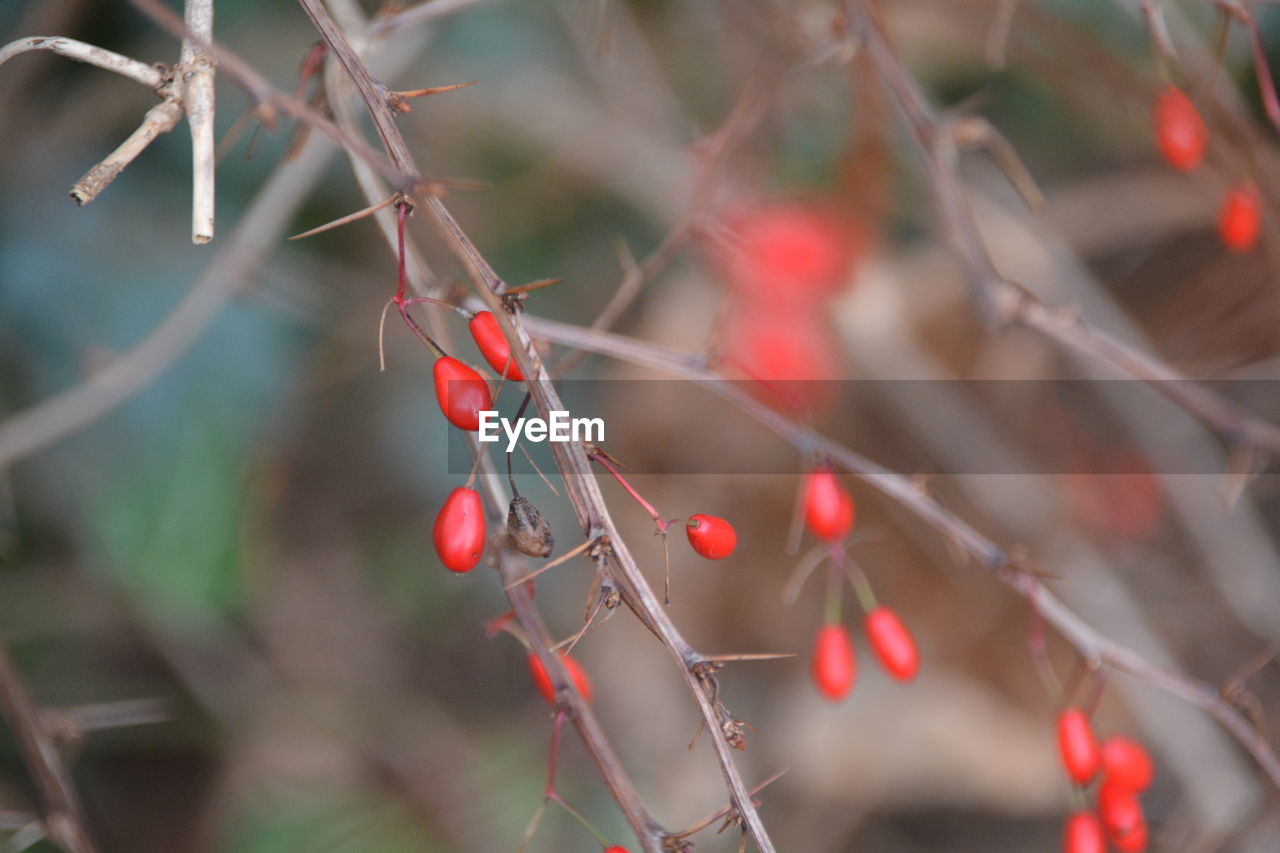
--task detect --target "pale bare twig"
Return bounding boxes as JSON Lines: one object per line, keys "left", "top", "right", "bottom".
{"left": 179, "top": 0, "right": 216, "bottom": 243}
{"left": 68, "top": 99, "right": 183, "bottom": 205}
{"left": 0, "top": 36, "right": 165, "bottom": 89}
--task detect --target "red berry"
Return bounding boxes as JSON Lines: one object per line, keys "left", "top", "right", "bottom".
{"left": 718, "top": 204, "right": 857, "bottom": 304}
{"left": 469, "top": 310, "right": 525, "bottom": 380}
{"left": 1056, "top": 708, "right": 1101, "bottom": 784}
{"left": 527, "top": 652, "right": 594, "bottom": 706}
{"left": 1154, "top": 85, "right": 1207, "bottom": 172}
{"left": 1101, "top": 737, "right": 1154, "bottom": 792}
{"left": 1099, "top": 781, "right": 1147, "bottom": 851}
{"left": 1218, "top": 181, "right": 1261, "bottom": 253}
{"left": 864, "top": 606, "right": 919, "bottom": 682}
{"left": 603, "top": 848, "right": 630, "bottom": 853}
{"left": 685, "top": 514, "right": 737, "bottom": 559}
{"left": 1098, "top": 780, "right": 1142, "bottom": 834}
{"left": 433, "top": 487, "right": 486, "bottom": 573}
{"left": 1063, "top": 811, "right": 1106, "bottom": 853}
{"left": 1111, "top": 820, "right": 1149, "bottom": 853}
{"left": 812, "top": 623, "right": 855, "bottom": 701}
{"left": 433, "top": 356, "right": 492, "bottom": 431}
{"left": 803, "top": 469, "right": 855, "bottom": 541}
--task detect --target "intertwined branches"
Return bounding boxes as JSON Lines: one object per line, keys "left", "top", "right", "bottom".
{"left": 2, "top": 0, "right": 1280, "bottom": 850}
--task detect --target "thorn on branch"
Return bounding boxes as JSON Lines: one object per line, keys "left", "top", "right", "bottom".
{"left": 387, "top": 80, "right": 478, "bottom": 113}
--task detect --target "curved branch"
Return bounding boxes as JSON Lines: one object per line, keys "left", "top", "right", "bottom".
{"left": 0, "top": 36, "right": 165, "bottom": 89}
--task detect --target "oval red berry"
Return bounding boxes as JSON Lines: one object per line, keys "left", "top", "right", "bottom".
{"left": 804, "top": 469, "right": 855, "bottom": 541}
{"left": 527, "top": 651, "right": 594, "bottom": 706}
{"left": 1100, "top": 736, "right": 1154, "bottom": 792}
{"left": 433, "top": 356, "right": 492, "bottom": 431}
{"left": 812, "top": 623, "right": 855, "bottom": 701}
{"left": 469, "top": 310, "right": 525, "bottom": 380}
{"left": 686, "top": 514, "right": 737, "bottom": 559}
{"left": 865, "top": 606, "right": 919, "bottom": 682}
{"left": 1111, "top": 820, "right": 1148, "bottom": 853}
{"left": 1063, "top": 811, "right": 1106, "bottom": 853}
{"left": 1218, "top": 181, "right": 1261, "bottom": 253}
{"left": 1154, "top": 85, "right": 1207, "bottom": 172}
{"left": 433, "top": 487, "right": 486, "bottom": 573}
{"left": 1056, "top": 708, "right": 1101, "bottom": 785}
{"left": 1098, "top": 780, "right": 1142, "bottom": 834}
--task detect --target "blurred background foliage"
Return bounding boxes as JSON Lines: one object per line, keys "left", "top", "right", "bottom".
{"left": 2, "top": 0, "right": 1280, "bottom": 851}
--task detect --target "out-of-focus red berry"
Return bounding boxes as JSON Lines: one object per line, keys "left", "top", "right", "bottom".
{"left": 1154, "top": 85, "right": 1207, "bottom": 172}
{"left": 865, "top": 606, "right": 919, "bottom": 682}
{"left": 812, "top": 623, "right": 856, "bottom": 701}
{"left": 716, "top": 203, "right": 859, "bottom": 305}
{"left": 1101, "top": 737, "right": 1155, "bottom": 792}
{"left": 804, "top": 469, "right": 855, "bottom": 542}
{"left": 1057, "top": 708, "right": 1101, "bottom": 785}
{"left": 1218, "top": 181, "right": 1261, "bottom": 253}
{"left": 1063, "top": 811, "right": 1106, "bottom": 853}
{"left": 527, "top": 652, "right": 594, "bottom": 706}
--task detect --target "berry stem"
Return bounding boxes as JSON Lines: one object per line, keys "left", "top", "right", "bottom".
{"left": 832, "top": 546, "right": 878, "bottom": 613}
{"left": 823, "top": 561, "right": 843, "bottom": 625}
{"left": 548, "top": 792, "right": 611, "bottom": 848}
{"left": 589, "top": 453, "right": 670, "bottom": 533}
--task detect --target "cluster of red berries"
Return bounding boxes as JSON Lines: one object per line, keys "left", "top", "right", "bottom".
{"left": 803, "top": 468, "right": 919, "bottom": 701}
{"left": 430, "top": 310, "right": 529, "bottom": 573}
{"left": 714, "top": 204, "right": 859, "bottom": 406}
{"left": 1059, "top": 707, "right": 1155, "bottom": 853}
{"left": 1153, "top": 85, "right": 1261, "bottom": 253}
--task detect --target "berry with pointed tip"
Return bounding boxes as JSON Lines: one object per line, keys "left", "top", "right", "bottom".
{"left": 433, "top": 356, "right": 492, "bottom": 431}
{"left": 1057, "top": 708, "right": 1101, "bottom": 784}
{"left": 686, "top": 514, "right": 737, "bottom": 559}
{"left": 1063, "top": 811, "right": 1106, "bottom": 853}
{"left": 1218, "top": 181, "right": 1261, "bottom": 253}
{"left": 469, "top": 310, "right": 525, "bottom": 380}
{"left": 812, "top": 623, "right": 855, "bottom": 701}
{"left": 804, "top": 469, "right": 855, "bottom": 541}
{"left": 1154, "top": 85, "right": 1208, "bottom": 172}
{"left": 433, "top": 487, "right": 486, "bottom": 573}
{"left": 1101, "top": 737, "right": 1154, "bottom": 792}
{"left": 527, "top": 651, "right": 594, "bottom": 706}
{"left": 865, "top": 606, "right": 919, "bottom": 682}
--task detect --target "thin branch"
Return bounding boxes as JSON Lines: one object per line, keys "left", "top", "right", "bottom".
{"left": 0, "top": 36, "right": 166, "bottom": 89}
{"left": 68, "top": 99, "right": 183, "bottom": 206}
{"left": 179, "top": 0, "right": 216, "bottom": 243}
{"left": 520, "top": 314, "right": 1280, "bottom": 792}
{"left": 0, "top": 648, "right": 97, "bottom": 853}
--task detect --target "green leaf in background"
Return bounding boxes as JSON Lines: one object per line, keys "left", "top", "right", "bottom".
{"left": 90, "top": 418, "right": 247, "bottom": 630}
